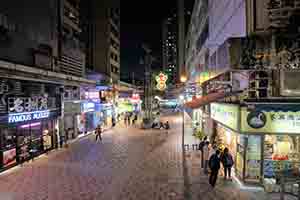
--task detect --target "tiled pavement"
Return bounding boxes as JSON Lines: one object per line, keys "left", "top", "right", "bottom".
{"left": 0, "top": 114, "right": 297, "bottom": 200}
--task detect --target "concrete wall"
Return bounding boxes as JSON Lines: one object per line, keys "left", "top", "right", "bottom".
{"left": 0, "top": 0, "right": 58, "bottom": 67}
{"left": 208, "top": 0, "right": 246, "bottom": 55}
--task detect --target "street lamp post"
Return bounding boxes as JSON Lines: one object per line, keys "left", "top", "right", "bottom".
{"left": 179, "top": 75, "right": 190, "bottom": 199}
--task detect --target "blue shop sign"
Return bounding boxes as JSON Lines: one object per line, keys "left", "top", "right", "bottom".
{"left": 82, "top": 102, "right": 95, "bottom": 112}
{"left": 8, "top": 110, "right": 50, "bottom": 123}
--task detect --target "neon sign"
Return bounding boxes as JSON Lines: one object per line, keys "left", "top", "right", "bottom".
{"left": 8, "top": 110, "right": 50, "bottom": 123}
{"left": 155, "top": 72, "right": 168, "bottom": 91}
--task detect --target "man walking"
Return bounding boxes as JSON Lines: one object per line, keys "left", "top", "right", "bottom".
{"left": 208, "top": 149, "right": 221, "bottom": 188}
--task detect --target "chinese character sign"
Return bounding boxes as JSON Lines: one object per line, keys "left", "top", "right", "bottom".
{"left": 155, "top": 72, "right": 168, "bottom": 91}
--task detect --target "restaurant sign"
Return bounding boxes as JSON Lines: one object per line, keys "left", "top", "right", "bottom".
{"left": 242, "top": 108, "right": 300, "bottom": 134}
{"left": 7, "top": 97, "right": 54, "bottom": 124}
{"left": 210, "top": 103, "right": 239, "bottom": 131}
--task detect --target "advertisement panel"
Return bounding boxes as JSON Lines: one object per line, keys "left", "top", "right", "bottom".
{"left": 211, "top": 103, "right": 239, "bottom": 131}
{"left": 241, "top": 108, "right": 300, "bottom": 134}
{"left": 3, "top": 149, "right": 16, "bottom": 167}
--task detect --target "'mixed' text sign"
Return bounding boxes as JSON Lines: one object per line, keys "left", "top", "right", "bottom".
{"left": 8, "top": 110, "right": 50, "bottom": 123}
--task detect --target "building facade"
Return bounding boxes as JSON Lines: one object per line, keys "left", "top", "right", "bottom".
{"left": 162, "top": 14, "right": 179, "bottom": 85}
{"left": 185, "top": 0, "right": 300, "bottom": 192}
{"left": 0, "top": 0, "right": 95, "bottom": 170}
{"left": 81, "top": 0, "right": 121, "bottom": 86}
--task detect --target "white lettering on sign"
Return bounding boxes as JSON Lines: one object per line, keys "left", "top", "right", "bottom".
{"left": 8, "top": 110, "right": 50, "bottom": 123}
{"left": 8, "top": 97, "right": 48, "bottom": 113}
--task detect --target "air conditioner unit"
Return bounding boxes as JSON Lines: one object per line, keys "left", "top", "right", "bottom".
{"left": 280, "top": 70, "right": 300, "bottom": 96}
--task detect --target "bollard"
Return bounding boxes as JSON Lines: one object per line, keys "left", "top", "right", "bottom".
{"left": 280, "top": 175, "right": 285, "bottom": 200}
{"left": 192, "top": 144, "right": 198, "bottom": 150}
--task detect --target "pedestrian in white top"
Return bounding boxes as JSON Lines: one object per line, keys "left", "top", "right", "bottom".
{"left": 203, "top": 141, "right": 210, "bottom": 174}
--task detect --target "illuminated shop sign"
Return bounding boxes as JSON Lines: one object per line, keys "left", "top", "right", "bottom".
{"left": 242, "top": 108, "right": 300, "bottom": 134}
{"left": 84, "top": 92, "right": 100, "bottom": 100}
{"left": 82, "top": 102, "right": 95, "bottom": 112}
{"left": 8, "top": 97, "right": 49, "bottom": 113}
{"left": 211, "top": 103, "right": 239, "bottom": 131}
{"left": 8, "top": 110, "right": 50, "bottom": 123}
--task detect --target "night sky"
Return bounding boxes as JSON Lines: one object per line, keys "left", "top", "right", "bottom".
{"left": 121, "top": 0, "right": 195, "bottom": 82}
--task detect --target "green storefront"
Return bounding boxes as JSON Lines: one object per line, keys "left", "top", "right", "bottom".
{"left": 211, "top": 103, "right": 300, "bottom": 191}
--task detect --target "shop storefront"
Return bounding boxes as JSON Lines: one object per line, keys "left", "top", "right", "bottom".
{"left": 78, "top": 101, "right": 96, "bottom": 133}
{"left": 0, "top": 79, "right": 61, "bottom": 170}
{"left": 210, "top": 103, "right": 239, "bottom": 154}
{"left": 64, "top": 101, "right": 81, "bottom": 139}
{"left": 241, "top": 104, "right": 300, "bottom": 191}
{"left": 100, "top": 103, "right": 114, "bottom": 128}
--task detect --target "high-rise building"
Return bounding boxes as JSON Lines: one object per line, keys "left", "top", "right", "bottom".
{"left": 162, "top": 3, "right": 193, "bottom": 85}
{"left": 81, "top": 0, "right": 120, "bottom": 86}
{"left": 162, "top": 14, "right": 178, "bottom": 85}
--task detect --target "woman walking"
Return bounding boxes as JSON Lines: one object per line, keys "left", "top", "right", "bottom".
{"left": 221, "top": 147, "right": 234, "bottom": 180}
{"left": 203, "top": 141, "right": 210, "bottom": 174}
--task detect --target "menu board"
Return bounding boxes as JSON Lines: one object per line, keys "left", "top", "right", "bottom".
{"left": 3, "top": 148, "right": 16, "bottom": 167}
{"left": 246, "top": 136, "right": 261, "bottom": 180}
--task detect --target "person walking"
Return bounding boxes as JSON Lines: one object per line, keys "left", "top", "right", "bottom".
{"left": 199, "top": 136, "right": 208, "bottom": 168}
{"left": 221, "top": 147, "right": 234, "bottom": 180}
{"left": 59, "top": 134, "right": 64, "bottom": 148}
{"left": 95, "top": 125, "right": 102, "bottom": 142}
{"left": 203, "top": 141, "right": 210, "bottom": 174}
{"left": 124, "top": 113, "right": 128, "bottom": 127}
{"left": 208, "top": 150, "right": 221, "bottom": 188}
{"left": 165, "top": 121, "right": 170, "bottom": 134}
{"left": 127, "top": 113, "right": 131, "bottom": 126}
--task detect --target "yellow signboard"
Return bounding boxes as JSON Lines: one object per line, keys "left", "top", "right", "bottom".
{"left": 241, "top": 108, "right": 300, "bottom": 134}
{"left": 211, "top": 103, "right": 239, "bottom": 131}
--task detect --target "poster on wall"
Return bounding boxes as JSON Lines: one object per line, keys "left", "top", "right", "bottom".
{"left": 3, "top": 148, "right": 17, "bottom": 167}
{"left": 246, "top": 135, "right": 261, "bottom": 180}
{"left": 43, "top": 135, "right": 52, "bottom": 150}
{"left": 19, "top": 144, "right": 30, "bottom": 161}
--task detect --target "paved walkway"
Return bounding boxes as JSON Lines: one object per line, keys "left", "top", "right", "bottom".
{"left": 0, "top": 114, "right": 296, "bottom": 200}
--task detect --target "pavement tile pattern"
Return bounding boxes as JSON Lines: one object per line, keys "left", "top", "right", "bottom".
{"left": 0, "top": 114, "right": 297, "bottom": 200}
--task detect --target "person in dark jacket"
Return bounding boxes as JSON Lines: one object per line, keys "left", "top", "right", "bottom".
{"left": 208, "top": 149, "right": 221, "bottom": 188}
{"left": 199, "top": 136, "right": 208, "bottom": 168}
{"left": 220, "top": 147, "right": 234, "bottom": 180}
{"left": 95, "top": 125, "right": 102, "bottom": 142}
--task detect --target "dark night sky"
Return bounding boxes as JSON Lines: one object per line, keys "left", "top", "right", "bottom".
{"left": 121, "top": 0, "right": 195, "bottom": 81}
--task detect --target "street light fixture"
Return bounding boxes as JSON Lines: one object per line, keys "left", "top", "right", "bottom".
{"left": 180, "top": 75, "right": 187, "bottom": 83}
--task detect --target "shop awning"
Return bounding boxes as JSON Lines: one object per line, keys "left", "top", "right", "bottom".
{"left": 184, "top": 92, "right": 226, "bottom": 109}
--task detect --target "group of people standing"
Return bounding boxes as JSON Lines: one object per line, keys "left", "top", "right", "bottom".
{"left": 200, "top": 136, "right": 234, "bottom": 188}
{"left": 124, "top": 112, "right": 138, "bottom": 126}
